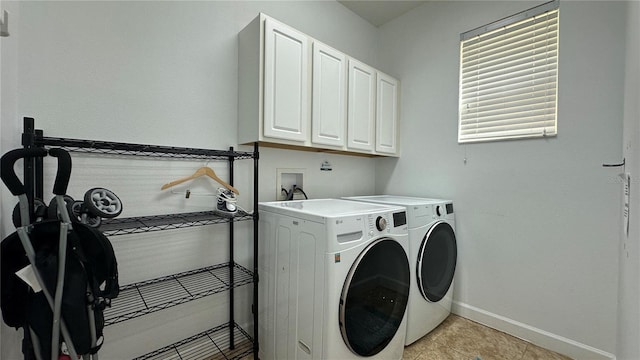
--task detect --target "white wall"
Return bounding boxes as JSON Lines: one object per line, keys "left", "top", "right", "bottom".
{"left": 617, "top": 1, "right": 640, "bottom": 359}
{"left": 0, "top": 1, "right": 23, "bottom": 358}
{"left": 376, "top": 1, "right": 625, "bottom": 358}
{"left": 0, "top": 1, "right": 379, "bottom": 358}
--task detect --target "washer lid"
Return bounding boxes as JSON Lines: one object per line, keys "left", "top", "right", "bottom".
{"left": 343, "top": 196, "right": 453, "bottom": 227}
{"left": 344, "top": 195, "right": 451, "bottom": 206}
{"left": 339, "top": 238, "right": 410, "bottom": 356}
{"left": 259, "top": 199, "right": 404, "bottom": 222}
{"left": 417, "top": 221, "right": 457, "bottom": 302}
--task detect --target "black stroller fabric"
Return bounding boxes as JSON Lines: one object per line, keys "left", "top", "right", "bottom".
{"left": 1, "top": 219, "right": 119, "bottom": 357}
{"left": 1, "top": 146, "right": 119, "bottom": 359}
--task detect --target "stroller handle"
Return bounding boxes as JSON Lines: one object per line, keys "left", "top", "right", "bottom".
{"left": 49, "top": 148, "right": 72, "bottom": 195}
{"left": 0, "top": 148, "right": 72, "bottom": 196}
{"left": 1, "top": 148, "right": 47, "bottom": 195}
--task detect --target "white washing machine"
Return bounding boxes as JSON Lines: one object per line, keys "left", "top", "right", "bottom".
{"left": 258, "top": 199, "right": 410, "bottom": 360}
{"left": 344, "top": 196, "right": 457, "bottom": 345}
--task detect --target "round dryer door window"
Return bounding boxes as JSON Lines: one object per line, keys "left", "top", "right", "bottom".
{"left": 339, "top": 238, "right": 410, "bottom": 356}
{"left": 417, "top": 221, "right": 457, "bottom": 302}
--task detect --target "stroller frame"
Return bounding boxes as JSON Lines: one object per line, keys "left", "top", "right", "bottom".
{"left": 2, "top": 147, "right": 100, "bottom": 360}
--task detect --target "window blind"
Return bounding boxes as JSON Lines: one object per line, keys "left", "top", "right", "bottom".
{"left": 458, "top": 1, "right": 559, "bottom": 143}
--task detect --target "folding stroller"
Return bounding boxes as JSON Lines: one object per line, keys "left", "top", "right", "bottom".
{"left": 1, "top": 148, "right": 119, "bottom": 360}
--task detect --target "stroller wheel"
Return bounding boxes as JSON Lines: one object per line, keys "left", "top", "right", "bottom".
{"left": 70, "top": 200, "right": 84, "bottom": 224}
{"left": 71, "top": 200, "right": 102, "bottom": 227}
{"left": 12, "top": 198, "right": 47, "bottom": 227}
{"left": 84, "top": 188, "right": 122, "bottom": 218}
{"left": 47, "top": 195, "right": 75, "bottom": 221}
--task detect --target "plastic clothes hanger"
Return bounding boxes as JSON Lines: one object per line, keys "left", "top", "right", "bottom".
{"left": 161, "top": 167, "right": 239, "bottom": 194}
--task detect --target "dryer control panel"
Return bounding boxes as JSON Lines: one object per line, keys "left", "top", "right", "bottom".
{"left": 433, "top": 203, "right": 454, "bottom": 220}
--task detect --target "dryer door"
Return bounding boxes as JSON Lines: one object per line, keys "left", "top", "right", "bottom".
{"left": 339, "top": 238, "right": 410, "bottom": 356}
{"left": 417, "top": 221, "right": 457, "bottom": 302}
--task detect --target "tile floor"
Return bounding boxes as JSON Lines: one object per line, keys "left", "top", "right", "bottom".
{"left": 403, "top": 315, "right": 573, "bottom": 360}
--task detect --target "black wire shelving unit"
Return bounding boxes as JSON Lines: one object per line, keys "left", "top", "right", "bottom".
{"left": 21, "top": 117, "right": 260, "bottom": 360}
{"left": 133, "top": 323, "right": 253, "bottom": 360}
{"left": 100, "top": 210, "right": 254, "bottom": 236}
{"left": 104, "top": 262, "right": 254, "bottom": 326}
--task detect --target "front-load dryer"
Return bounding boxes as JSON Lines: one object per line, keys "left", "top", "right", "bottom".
{"left": 258, "top": 199, "right": 410, "bottom": 360}
{"left": 344, "top": 195, "right": 457, "bottom": 345}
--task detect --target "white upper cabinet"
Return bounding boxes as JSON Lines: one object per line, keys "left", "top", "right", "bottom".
{"left": 376, "top": 72, "right": 399, "bottom": 154}
{"left": 238, "top": 14, "right": 311, "bottom": 146}
{"left": 263, "top": 18, "right": 309, "bottom": 142}
{"left": 312, "top": 42, "right": 347, "bottom": 148}
{"left": 347, "top": 59, "right": 376, "bottom": 152}
{"left": 238, "top": 13, "right": 399, "bottom": 157}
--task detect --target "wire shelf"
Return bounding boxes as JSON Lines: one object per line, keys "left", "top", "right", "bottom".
{"left": 134, "top": 322, "right": 253, "bottom": 360}
{"left": 35, "top": 136, "right": 256, "bottom": 160}
{"left": 104, "top": 263, "right": 254, "bottom": 326}
{"left": 100, "top": 210, "right": 254, "bottom": 236}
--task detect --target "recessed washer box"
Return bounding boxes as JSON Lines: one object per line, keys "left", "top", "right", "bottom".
{"left": 276, "top": 168, "right": 305, "bottom": 201}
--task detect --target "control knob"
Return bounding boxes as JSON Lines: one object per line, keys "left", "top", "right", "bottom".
{"left": 375, "top": 216, "right": 387, "bottom": 231}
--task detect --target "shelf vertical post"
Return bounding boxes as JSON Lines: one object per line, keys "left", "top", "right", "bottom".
{"left": 21, "top": 117, "right": 36, "bottom": 217}
{"left": 253, "top": 142, "right": 259, "bottom": 359}
{"left": 34, "top": 129, "right": 44, "bottom": 200}
{"left": 228, "top": 146, "right": 235, "bottom": 349}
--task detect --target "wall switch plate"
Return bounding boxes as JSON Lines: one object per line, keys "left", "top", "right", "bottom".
{"left": 276, "top": 168, "right": 305, "bottom": 201}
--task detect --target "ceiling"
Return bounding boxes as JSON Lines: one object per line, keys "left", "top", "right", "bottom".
{"left": 338, "top": 0, "right": 427, "bottom": 27}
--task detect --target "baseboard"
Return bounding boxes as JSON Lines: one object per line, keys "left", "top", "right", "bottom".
{"left": 452, "top": 301, "right": 616, "bottom": 360}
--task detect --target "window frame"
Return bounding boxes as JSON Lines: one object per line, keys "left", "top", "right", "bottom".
{"left": 458, "top": 0, "right": 560, "bottom": 144}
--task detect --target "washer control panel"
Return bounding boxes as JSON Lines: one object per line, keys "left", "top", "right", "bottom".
{"left": 375, "top": 216, "right": 387, "bottom": 231}
{"left": 366, "top": 211, "right": 407, "bottom": 236}
{"left": 334, "top": 208, "right": 408, "bottom": 247}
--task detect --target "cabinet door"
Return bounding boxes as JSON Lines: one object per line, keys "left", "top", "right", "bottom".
{"left": 347, "top": 59, "right": 376, "bottom": 152}
{"left": 263, "top": 18, "right": 309, "bottom": 142}
{"left": 312, "top": 42, "right": 347, "bottom": 147}
{"left": 376, "top": 72, "right": 399, "bottom": 154}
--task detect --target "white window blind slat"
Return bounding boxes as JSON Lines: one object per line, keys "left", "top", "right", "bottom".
{"left": 461, "top": 73, "right": 557, "bottom": 99}
{"left": 461, "top": 43, "right": 558, "bottom": 78}
{"left": 462, "top": 96, "right": 556, "bottom": 119}
{"left": 461, "top": 46, "right": 558, "bottom": 81}
{"left": 460, "top": 124, "right": 556, "bottom": 141}
{"left": 458, "top": 3, "right": 559, "bottom": 143}
{"left": 460, "top": 116, "right": 556, "bottom": 134}
{"left": 462, "top": 88, "right": 556, "bottom": 110}
{"left": 462, "top": 26, "right": 558, "bottom": 65}
{"left": 461, "top": 63, "right": 558, "bottom": 92}
{"left": 461, "top": 121, "right": 556, "bottom": 137}
{"left": 463, "top": 17, "right": 558, "bottom": 53}
{"left": 461, "top": 106, "right": 555, "bottom": 125}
